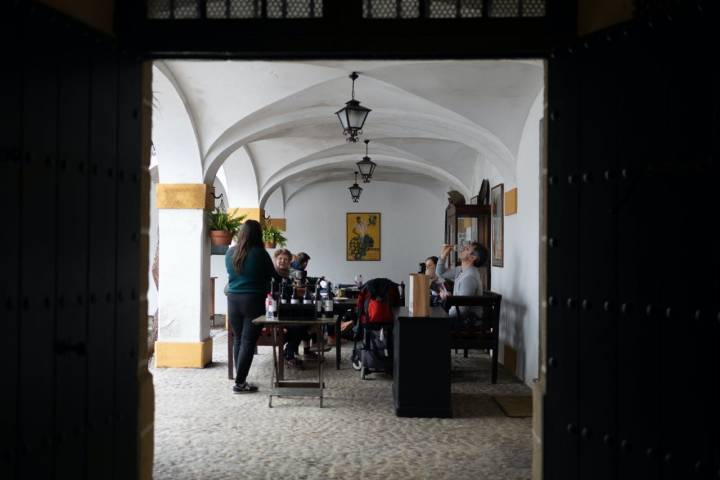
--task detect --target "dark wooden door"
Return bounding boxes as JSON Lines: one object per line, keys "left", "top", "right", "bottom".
{"left": 544, "top": 4, "right": 719, "bottom": 479}
{"left": 0, "top": 5, "right": 145, "bottom": 479}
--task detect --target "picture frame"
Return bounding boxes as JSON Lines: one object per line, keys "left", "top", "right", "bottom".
{"left": 491, "top": 184, "right": 504, "bottom": 267}
{"left": 346, "top": 212, "right": 381, "bottom": 261}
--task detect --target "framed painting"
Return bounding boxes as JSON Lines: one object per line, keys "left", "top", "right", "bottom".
{"left": 491, "top": 183, "right": 504, "bottom": 267}
{"left": 346, "top": 212, "right": 381, "bottom": 261}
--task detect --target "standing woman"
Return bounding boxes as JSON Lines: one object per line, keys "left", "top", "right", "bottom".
{"left": 226, "top": 219, "right": 274, "bottom": 393}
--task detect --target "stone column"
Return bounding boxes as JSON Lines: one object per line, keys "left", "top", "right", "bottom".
{"left": 154, "top": 184, "right": 213, "bottom": 368}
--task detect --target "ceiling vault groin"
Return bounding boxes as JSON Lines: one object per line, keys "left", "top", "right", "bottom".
{"left": 151, "top": 60, "right": 544, "bottom": 205}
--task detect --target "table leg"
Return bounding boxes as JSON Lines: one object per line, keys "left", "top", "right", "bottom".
{"left": 271, "top": 326, "right": 279, "bottom": 388}
{"left": 319, "top": 324, "right": 324, "bottom": 408}
{"left": 277, "top": 328, "right": 285, "bottom": 382}
{"left": 335, "top": 315, "right": 341, "bottom": 370}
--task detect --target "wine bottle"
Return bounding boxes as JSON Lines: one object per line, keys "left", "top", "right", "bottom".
{"left": 290, "top": 285, "right": 299, "bottom": 304}
{"left": 280, "top": 279, "right": 288, "bottom": 304}
{"left": 323, "top": 281, "right": 334, "bottom": 316}
{"left": 314, "top": 283, "right": 323, "bottom": 314}
{"left": 303, "top": 285, "right": 312, "bottom": 304}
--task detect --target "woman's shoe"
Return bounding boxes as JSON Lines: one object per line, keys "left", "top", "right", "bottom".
{"left": 285, "top": 357, "right": 304, "bottom": 369}
{"left": 303, "top": 350, "right": 319, "bottom": 360}
{"left": 233, "top": 382, "right": 259, "bottom": 394}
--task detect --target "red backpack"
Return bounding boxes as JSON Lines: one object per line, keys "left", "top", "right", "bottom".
{"left": 357, "top": 278, "right": 399, "bottom": 324}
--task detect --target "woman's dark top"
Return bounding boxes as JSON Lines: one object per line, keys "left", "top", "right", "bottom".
{"left": 225, "top": 246, "right": 274, "bottom": 294}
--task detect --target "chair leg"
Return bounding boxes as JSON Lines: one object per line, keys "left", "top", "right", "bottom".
{"left": 491, "top": 346, "right": 498, "bottom": 384}
{"left": 463, "top": 348, "right": 468, "bottom": 358}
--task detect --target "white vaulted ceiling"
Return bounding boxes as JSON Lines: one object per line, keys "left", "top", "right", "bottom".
{"left": 151, "top": 59, "right": 544, "bottom": 207}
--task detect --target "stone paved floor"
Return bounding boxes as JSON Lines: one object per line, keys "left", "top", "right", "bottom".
{"left": 151, "top": 330, "right": 533, "bottom": 480}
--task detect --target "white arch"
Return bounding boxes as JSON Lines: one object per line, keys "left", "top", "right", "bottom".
{"left": 219, "top": 146, "right": 261, "bottom": 208}
{"left": 152, "top": 63, "right": 204, "bottom": 183}
{"left": 202, "top": 106, "right": 517, "bottom": 185}
{"left": 259, "top": 153, "right": 470, "bottom": 208}
{"left": 283, "top": 173, "right": 447, "bottom": 206}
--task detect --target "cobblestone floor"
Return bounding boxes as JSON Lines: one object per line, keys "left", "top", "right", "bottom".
{"left": 151, "top": 331, "right": 533, "bottom": 480}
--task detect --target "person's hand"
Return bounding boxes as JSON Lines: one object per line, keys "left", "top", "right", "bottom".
{"left": 440, "top": 244, "right": 454, "bottom": 259}
{"left": 439, "top": 289, "right": 449, "bottom": 300}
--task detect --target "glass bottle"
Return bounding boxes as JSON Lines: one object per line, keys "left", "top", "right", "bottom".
{"left": 280, "top": 279, "right": 288, "bottom": 304}
{"left": 265, "top": 293, "right": 275, "bottom": 320}
{"left": 314, "top": 283, "right": 323, "bottom": 314}
{"left": 323, "top": 281, "right": 334, "bottom": 316}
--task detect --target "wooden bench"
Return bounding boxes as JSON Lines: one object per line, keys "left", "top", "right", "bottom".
{"left": 444, "top": 292, "right": 502, "bottom": 384}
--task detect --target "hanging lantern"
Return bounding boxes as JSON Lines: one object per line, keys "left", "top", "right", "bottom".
{"left": 356, "top": 139, "right": 377, "bottom": 183}
{"left": 348, "top": 171, "right": 363, "bottom": 203}
{"left": 335, "top": 72, "right": 371, "bottom": 143}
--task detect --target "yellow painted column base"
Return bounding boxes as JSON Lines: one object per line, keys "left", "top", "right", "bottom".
{"left": 227, "top": 207, "right": 264, "bottom": 222}
{"left": 154, "top": 338, "right": 213, "bottom": 368}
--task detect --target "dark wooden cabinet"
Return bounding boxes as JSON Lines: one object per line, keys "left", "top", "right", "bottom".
{"left": 393, "top": 307, "right": 451, "bottom": 418}
{"left": 444, "top": 203, "right": 491, "bottom": 290}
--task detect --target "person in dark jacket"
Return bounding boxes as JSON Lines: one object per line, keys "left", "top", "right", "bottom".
{"left": 225, "top": 219, "right": 275, "bottom": 393}
{"left": 289, "top": 251, "right": 310, "bottom": 281}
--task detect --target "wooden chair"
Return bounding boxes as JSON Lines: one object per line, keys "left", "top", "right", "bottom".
{"left": 444, "top": 292, "right": 502, "bottom": 384}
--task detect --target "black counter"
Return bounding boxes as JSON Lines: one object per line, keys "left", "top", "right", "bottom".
{"left": 393, "top": 306, "right": 451, "bottom": 418}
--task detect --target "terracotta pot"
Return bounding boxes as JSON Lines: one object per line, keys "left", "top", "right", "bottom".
{"left": 209, "top": 230, "right": 233, "bottom": 246}
{"left": 264, "top": 241, "right": 276, "bottom": 249}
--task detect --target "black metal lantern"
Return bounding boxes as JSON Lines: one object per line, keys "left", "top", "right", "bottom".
{"left": 348, "top": 171, "right": 363, "bottom": 203}
{"left": 335, "top": 72, "right": 371, "bottom": 143}
{"left": 356, "top": 139, "right": 377, "bottom": 183}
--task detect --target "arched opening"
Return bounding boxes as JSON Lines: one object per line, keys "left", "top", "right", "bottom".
{"left": 148, "top": 58, "right": 546, "bottom": 478}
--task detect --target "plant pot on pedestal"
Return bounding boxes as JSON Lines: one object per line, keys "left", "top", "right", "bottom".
{"left": 210, "top": 230, "right": 233, "bottom": 246}
{"left": 264, "top": 241, "right": 276, "bottom": 249}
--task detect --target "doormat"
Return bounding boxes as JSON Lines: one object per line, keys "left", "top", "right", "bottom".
{"left": 492, "top": 395, "right": 532, "bottom": 418}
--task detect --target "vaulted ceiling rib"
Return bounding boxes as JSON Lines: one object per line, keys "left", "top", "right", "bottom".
{"left": 152, "top": 60, "right": 544, "bottom": 206}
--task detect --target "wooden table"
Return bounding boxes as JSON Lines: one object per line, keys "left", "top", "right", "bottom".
{"left": 393, "top": 306, "right": 451, "bottom": 418}
{"left": 252, "top": 315, "right": 335, "bottom": 407}
{"left": 227, "top": 298, "right": 356, "bottom": 380}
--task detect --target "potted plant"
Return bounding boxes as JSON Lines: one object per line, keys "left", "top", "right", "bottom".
{"left": 262, "top": 224, "right": 287, "bottom": 249}
{"left": 207, "top": 208, "right": 245, "bottom": 246}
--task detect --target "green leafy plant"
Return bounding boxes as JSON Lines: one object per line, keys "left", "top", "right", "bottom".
{"left": 207, "top": 209, "right": 245, "bottom": 235}
{"left": 262, "top": 224, "right": 287, "bottom": 247}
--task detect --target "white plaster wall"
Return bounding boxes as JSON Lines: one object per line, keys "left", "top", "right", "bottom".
{"left": 222, "top": 147, "right": 260, "bottom": 207}
{"left": 147, "top": 178, "right": 158, "bottom": 315}
{"left": 264, "top": 187, "right": 285, "bottom": 219}
{"left": 487, "top": 90, "right": 543, "bottom": 386}
{"left": 152, "top": 66, "right": 203, "bottom": 183}
{"left": 285, "top": 181, "right": 445, "bottom": 286}
{"left": 157, "top": 209, "right": 211, "bottom": 342}
{"left": 211, "top": 255, "right": 229, "bottom": 316}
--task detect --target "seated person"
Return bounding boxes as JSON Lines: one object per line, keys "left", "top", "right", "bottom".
{"left": 272, "top": 249, "right": 308, "bottom": 368}
{"left": 290, "top": 251, "right": 310, "bottom": 282}
{"left": 292, "top": 252, "right": 338, "bottom": 347}
{"left": 424, "top": 255, "right": 446, "bottom": 307}
{"left": 437, "top": 242, "right": 488, "bottom": 329}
